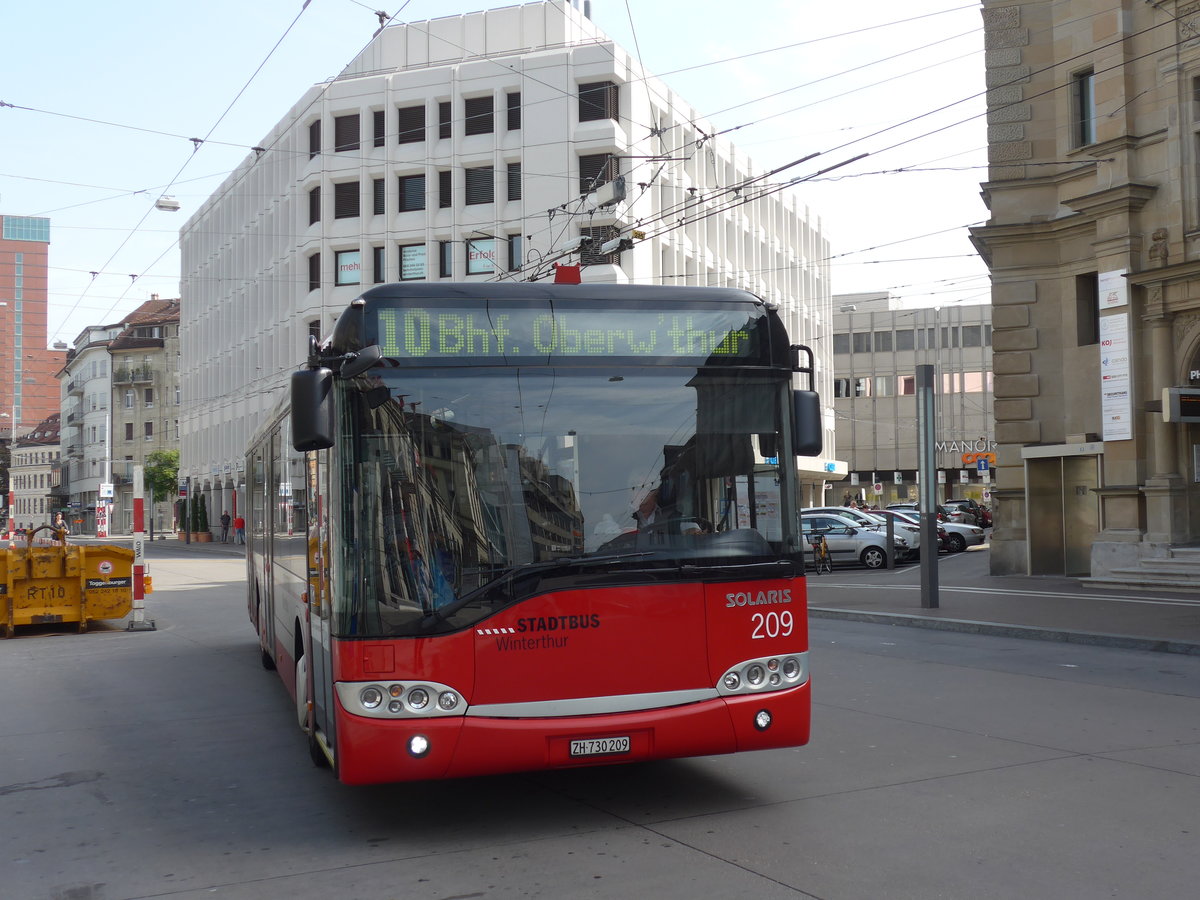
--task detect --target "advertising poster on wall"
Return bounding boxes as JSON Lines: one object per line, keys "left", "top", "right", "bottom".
{"left": 1099, "top": 269, "right": 1128, "bottom": 309}
{"left": 96, "top": 502, "right": 109, "bottom": 538}
{"left": 1100, "top": 313, "right": 1132, "bottom": 440}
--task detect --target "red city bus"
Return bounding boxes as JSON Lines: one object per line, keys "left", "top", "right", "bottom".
{"left": 246, "top": 282, "right": 822, "bottom": 784}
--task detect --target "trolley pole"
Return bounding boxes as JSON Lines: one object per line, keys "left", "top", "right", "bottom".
{"left": 127, "top": 465, "right": 156, "bottom": 631}
{"left": 916, "top": 365, "right": 939, "bottom": 608}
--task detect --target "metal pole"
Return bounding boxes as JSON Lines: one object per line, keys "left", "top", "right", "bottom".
{"left": 128, "top": 465, "right": 155, "bottom": 630}
{"left": 917, "top": 364, "right": 939, "bottom": 608}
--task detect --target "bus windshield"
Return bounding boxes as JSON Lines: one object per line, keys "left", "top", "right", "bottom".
{"left": 330, "top": 365, "right": 795, "bottom": 637}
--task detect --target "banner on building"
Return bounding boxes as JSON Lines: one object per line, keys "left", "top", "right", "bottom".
{"left": 1100, "top": 313, "right": 1132, "bottom": 441}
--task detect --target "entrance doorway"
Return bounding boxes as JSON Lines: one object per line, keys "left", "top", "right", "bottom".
{"left": 1026, "top": 455, "right": 1099, "bottom": 576}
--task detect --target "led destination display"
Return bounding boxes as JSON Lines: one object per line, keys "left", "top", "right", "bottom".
{"left": 373, "top": 305, "right": 762, "bottom": 361}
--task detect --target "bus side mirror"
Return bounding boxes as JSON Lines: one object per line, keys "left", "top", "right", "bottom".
{"left": 291, "top": 367, "right": 335, "bottom": 451}
{"left": 792, "top": 390, "right": 822, "bottom": 457}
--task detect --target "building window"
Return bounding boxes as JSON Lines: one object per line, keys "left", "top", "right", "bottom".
{"left": 895, "top": 329, "right": 915, "bottom": 351}
{"left": 334, "top": 181, "right": 360, "bottom": 219}
{"left": 308, "top": 319, "right": 322, "bottom": 341}
{"left": 373, "top": 246, "right": 386, "bottom": 284}
{"left": 874, "top": 376, "right": 895, "bottom": 397}
{"left": 579, "top": 153, "right": 619, "bottom": 194}
{"left": 308, "top": 187, "right": 320, "bottom": 225}
{"left": 961, "top": 325, "right": 982, "bottom": 347}
{"left": 144, "top": 387, "right": 153, "bottom": 408}
{"left": 899, "top": 375, "right": 916, "bottom": 395}
{"left": 833, "top": 378, "right": 851, "bottom": 399}
{"left": 579, "top": 81, "right": 619, "bottom": 122}
{"left": 940, "top": 326, "right": 960, "bottom": 349}
{"left": 174, "top": 386, "right": 180, "bottom": 406}
{"left": 439, "top": 241, "right": 453, "bottom": 278}
{"left": 124, "top": 389, "right": 134, "bottom": 409}
{"left": 125, "top": 423, "right": 134, "bottom": 441}
{"left": 580, "top": 225, "right": 621, "bottom": 266}
{"left": 1071, "top": 69, "right": 1095, "bottom": 148}
{"left": 334, "top": 113, "right": 360, "bottom": 152}
{"left": 917, "top": 327, "right": 936, "bottom": 350}
{"left": 854, "top": 378, "right": 871, "bottom": 397}
{"left": 507, "top": 92, "right": 521, "bottom": 130}
{"left": 308, "top": 252, "right": 320, "bottom": 292}
{"left": 832, "top": 333, "right": 850, "bottom": 354}
{"left": 465, "top": 166, "right": 494, "bottom": 205}
{"left": 373, "top": 178, "right": 385, "bottom": 215}
{"left": 1076, "top": 273, "right": 1099, "bottom": 345}
{"left": 438, "top": 101, "right": 451, "bottom": 139}
{"left": 507, "top": 162, "right": 522, "bottom": 201}
{"left": 508, "top": 234, "right": 522, "bottom": 272}
{"left": 467, "top": 239, "right": 496, "bottom": 275}
{"left": 399, "top": 244, "right": 426, "bottom": 280}
{"left": 335, "top": 250, "right": 362, "bottom": 286}
{"left": 308, "top": 120, "right": 321, "bottom": 158}
{"left": 438, "top": 169, "right": 452, "bottom": 208}
{"left": 144, "top": 422, "right": 153, "bottom": 440}
{"left": 874, "top": 331, "right": 893, "bottom": 352}
{"left": 373, "top": 110, "right": 385, "bottom": 147}
{"left": 398, "top": 174, "right": 426, "bottom": 212}
{"left": 852, "top": 332, "right": 872, "bottom": 353}
{"left": 464, "top": 96, "right": 494, "bottom": 135}
{"left": 397, "top": 104, "right": 425, "bottom": 144}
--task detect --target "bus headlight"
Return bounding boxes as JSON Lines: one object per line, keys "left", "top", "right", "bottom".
{"left": 718, "top": 653, "right": 808, "bottom": 696}
{"left": 338, "top": 680, "right": 468, "bottom": 719}
{"left": 408, "top": 735, "right": 430, "bottom": 757}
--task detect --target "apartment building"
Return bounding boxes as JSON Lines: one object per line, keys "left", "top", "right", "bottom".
{"left": 831, "top": 292, "right": 994, "bottom": 507}
{"left": 971, "top": 2, "right": 1200, "bottom": 579}
{"left": 108, "top": 297, "right": 181, "bottom": 535}
{"left": 179, "top": 0, "right": 839, "bottom": 520}
{"left": 8, "top": 413, "right": 61, "bottom": 532}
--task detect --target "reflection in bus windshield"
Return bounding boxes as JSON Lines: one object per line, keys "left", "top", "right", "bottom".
{"left": 332, "top": 367, "right": 789, "bottom": 637}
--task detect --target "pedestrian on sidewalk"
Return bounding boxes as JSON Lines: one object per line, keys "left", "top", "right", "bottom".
{"left": 220, "top": 511, "right": 231, "bottom": 543}
{"left": 233, "top": 514, "right": 245, "bottom": 545}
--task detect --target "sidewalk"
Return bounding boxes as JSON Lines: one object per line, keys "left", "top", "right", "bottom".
{"left": 805, "top": 544, "right": 1200, "bottom": 656}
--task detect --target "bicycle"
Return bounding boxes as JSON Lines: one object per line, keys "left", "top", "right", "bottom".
{"left": 809, "top": 533, "right": 833, "bottom": 575}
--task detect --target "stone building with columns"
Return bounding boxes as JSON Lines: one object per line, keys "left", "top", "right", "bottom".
{"left": 971, "top": 1, "right": 1200, "bottom": 583}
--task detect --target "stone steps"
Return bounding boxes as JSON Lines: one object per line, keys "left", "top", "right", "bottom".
{"left": 1082, "top": 546, "right": 1200, "bottom": 593}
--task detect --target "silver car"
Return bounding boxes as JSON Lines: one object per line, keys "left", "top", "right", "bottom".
{"left": 807, "top": 506, "right": 920, "bottom": 560}
{"left": 801, "top": 513, "right": 908, "bottom": 570}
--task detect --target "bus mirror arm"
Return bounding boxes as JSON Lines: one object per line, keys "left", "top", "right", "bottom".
{"left": 339, "top": 344, "right": 383, "bottom": 379}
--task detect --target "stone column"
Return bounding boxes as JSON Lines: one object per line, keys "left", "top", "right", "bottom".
{"left": 1143, "top": 304, "right": 1185, "bottom": 545}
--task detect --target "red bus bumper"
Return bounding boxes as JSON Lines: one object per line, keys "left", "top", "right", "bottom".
{"left": 332, "top": 682, "right": 810, "bottom": 785}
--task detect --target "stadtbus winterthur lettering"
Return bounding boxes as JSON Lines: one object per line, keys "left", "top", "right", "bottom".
{"left": 376, "top": 308, "right": 753, "bottom": 359}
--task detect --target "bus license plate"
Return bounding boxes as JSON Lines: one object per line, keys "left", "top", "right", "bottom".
{"left": 569, "top": 736, "right": 630, "bottom": 757}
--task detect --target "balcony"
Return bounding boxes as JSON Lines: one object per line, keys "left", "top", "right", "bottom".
{"left": 68, "top": 379, "right": 83, "bottom": 396}
{"left": 113, "top": 367, "right": 156, "bottom": 384}
{"left": 65, "top": 442, "right": 83, "bottom": 458}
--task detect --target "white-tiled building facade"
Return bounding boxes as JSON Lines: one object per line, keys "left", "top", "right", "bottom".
{"left": 179, "top": 1, "right": 837, "bottom": 514}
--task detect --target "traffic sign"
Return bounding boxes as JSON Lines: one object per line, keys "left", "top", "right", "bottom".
{"left": 872, "top": 482, "right": 883, "bottom": 494}
{"left": 977, "top": 459, "right": 990, "bottom": 472}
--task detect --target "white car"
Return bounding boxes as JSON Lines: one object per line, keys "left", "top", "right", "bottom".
{"left": 806, "top": 506, "right": 919, "bottom": 560}
{"left": 801, "top": 512, "right": 909, "bottom": 569}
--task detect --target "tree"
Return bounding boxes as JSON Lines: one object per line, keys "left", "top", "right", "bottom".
{"left": 144, "top": 450, "right": 179, "bottom": 538}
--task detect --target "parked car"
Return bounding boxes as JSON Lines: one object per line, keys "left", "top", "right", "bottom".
{"left": 939, "top": 520, "right": 986, "bottom": 552}
{"left": 884, "top": 504, "right": 982, "bottom": 550}
{"left": 801, "top": 512, "right": 909, "bottom": 569}
{"left": 859, "top": 508, "right": 923, "bottom": 559}
{"left": 943, "top": 498, "right": 983, "bottom": 526}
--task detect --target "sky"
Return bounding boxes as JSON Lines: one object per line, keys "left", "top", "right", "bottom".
{"left": 2, "top": 0, "right": 989, "bottom": 347}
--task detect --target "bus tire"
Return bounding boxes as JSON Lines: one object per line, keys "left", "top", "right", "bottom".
{"left": 308, "top": 732, "right": 330, "bottom": 769}
{"left": 296, "top": 654, "right": 309, "bottom": 730}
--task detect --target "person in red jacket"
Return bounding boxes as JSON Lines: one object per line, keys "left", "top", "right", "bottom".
{"left": 233, "top": 514, "right": 246, "bottom": 545}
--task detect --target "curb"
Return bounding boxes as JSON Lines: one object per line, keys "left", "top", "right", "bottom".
{"left": 809, "top": 607, "right": 1200, "bottom": 657}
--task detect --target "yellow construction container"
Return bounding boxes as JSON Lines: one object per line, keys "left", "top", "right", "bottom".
{"left": 1, "top": 528, "right": 136, "bottom": 637}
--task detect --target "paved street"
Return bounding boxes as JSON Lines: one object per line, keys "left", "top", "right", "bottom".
{"left": 1, "top": 544, "right": 1198, "bottom": 899}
